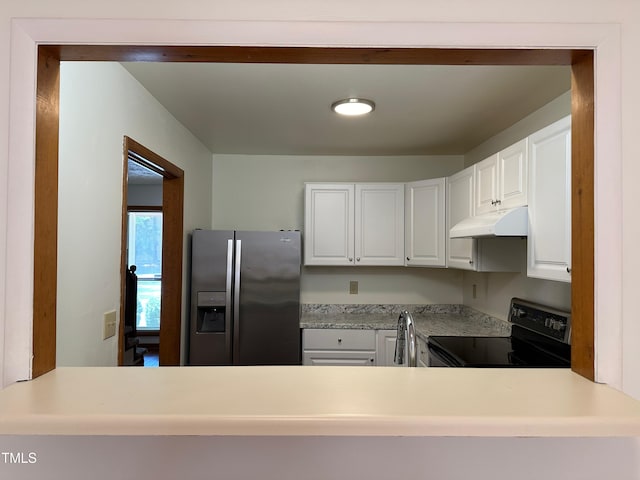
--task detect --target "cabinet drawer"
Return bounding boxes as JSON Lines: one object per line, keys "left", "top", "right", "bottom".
{"left": 303, "top": 329, "right": 376, "bottom": 351}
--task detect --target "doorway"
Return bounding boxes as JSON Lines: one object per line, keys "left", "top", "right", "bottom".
{"left": 119, "top": 136, "right": 184, "bottom": 366}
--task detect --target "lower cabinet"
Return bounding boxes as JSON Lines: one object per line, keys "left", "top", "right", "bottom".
{"left": 376, "top": 329, "right": 400, "bottom": 367}
{"left": 303, "top": 328, "right": 401, "bottom": 366}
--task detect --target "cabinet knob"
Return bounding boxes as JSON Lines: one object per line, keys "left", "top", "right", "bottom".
{"left": 356, "top": 257, "right": 361, "bottom": 262}
{"left": 370, "top": 358, "right": 374, "bottom": 363}
{"left": 469, "top": 260, "right": 474, "bottom": 264}
{"left": 566, "top": 267, "right": 572, "bottom": 274}
{"left": 338, "top": 338, "right": 342, "bottom": 343}
{"left": 349, "top": 257, "right": 353, "bottom": 262}
{"left": 406, "top": 257, "right": 410, "bottom": 261}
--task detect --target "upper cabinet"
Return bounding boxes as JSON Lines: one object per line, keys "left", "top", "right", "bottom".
{"left": 527, "top": 116, "right": 572, "bottom": 282}
{"left": 475, "top": 138, "right": 528, "bottom": 215}
{"left": 447, "top": 166, "right": 476, "bottom": 270}
{"left": 304, "top": 183, "right": 404, "bottom": 266}
{"left": 405, "top": 178, "right": 446, "bottom": 267}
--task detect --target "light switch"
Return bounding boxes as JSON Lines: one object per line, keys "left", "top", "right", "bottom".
{"left": 103, "top": 310, "right": 117, "bottom": 340}
{"left": 349, "top": 281, "right": 358, "bottom": 295}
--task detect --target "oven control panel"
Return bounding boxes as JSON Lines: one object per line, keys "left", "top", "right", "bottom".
{"left": 509, "top": 298, "right": 571, "bottom": 344}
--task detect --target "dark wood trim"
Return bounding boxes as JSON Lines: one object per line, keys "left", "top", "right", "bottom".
{"left": 32, "top": 46, "right": 60, "bottom": 378}
{"left": 32, "top": 44, "right": 595, "bottom": 379}
{"left": 570, "top": 52, "right": 595, "bottom": 380}
{"left": 126, "top": 137, "right": 183, "bottom": 179}
{"left": 123, "top": 137, "right": 184, "bottom": 367}
{"left": 159, "top": 174, "right": 184, "bottom": 366}
{"left": 118, "top": 146, "right": 129, "bottom": 366}
{"left": 57, "top": 45, "right": 585, "bottom": 65}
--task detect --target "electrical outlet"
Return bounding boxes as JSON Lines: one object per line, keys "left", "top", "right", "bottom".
{"left": 103, "top": 310, "right": 117, "bottom": 340}
{"left": 349, "top": 281, "right": 358, "bottom": 295}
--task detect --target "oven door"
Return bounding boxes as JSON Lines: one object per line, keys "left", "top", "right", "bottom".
{"left": 427, "top": 340, "right": 463, "bottom": 367}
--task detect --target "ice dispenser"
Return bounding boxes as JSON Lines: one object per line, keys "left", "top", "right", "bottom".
{"left": 196, "top": 291, "right": 226, "bottom": 333}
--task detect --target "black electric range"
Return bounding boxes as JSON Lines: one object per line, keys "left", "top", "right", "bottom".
{"left": 427, "top": 298, "right": 571, "bottom": 368}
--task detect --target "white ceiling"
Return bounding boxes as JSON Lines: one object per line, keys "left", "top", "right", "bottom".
{"left": 121, "top": 62, "right": 570, "bottom": 157}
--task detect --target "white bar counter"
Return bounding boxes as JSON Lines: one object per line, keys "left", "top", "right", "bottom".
{"left": 1, "top": 367, "right": 640, "bottom": 437}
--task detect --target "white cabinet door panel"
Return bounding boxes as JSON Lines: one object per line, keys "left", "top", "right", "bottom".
{"left": 376, "top": 329, "right": 400, "bottom": 367}
{"left": 475, "top": 155, "right": 499, "bottom": 215}
{"left": 355, "top": 184, "right": 404, "bottom": 266}
{"left": 447, "top": 166, "right": 477, "bottom": 270}
{"left": 304, "top": 184, "right": 354, "bottom": 265}
{"left": 499, "top": 138, "right": 528, "bottom": 209}
{"left": 527, "top": 116, "right": 571, "bottom": 282}
{"left": 405, "top": 178, "right": 446, "bottom": 267}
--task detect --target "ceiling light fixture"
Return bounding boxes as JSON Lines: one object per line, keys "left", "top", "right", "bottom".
{"left": 331, "top": 98, "right": 375, "bottom": 116}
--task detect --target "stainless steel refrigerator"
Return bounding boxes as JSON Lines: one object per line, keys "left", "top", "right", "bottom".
{"left": 189, "top": 230, "right": 301, "bottom": 365}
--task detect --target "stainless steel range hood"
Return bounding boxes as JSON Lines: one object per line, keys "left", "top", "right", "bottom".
{"left": 449, "top": 206, "right": 528, "bottom": 238}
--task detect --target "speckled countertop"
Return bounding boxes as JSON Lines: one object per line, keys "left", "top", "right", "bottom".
{"left": 300, "top": 304, "right": 511, "bottom": 341}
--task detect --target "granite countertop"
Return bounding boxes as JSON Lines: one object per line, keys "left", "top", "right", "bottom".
{"left": 300, "top": 304, "right": 511, "bottom": 340}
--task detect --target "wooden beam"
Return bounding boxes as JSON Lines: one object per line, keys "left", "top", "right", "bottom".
{"left": 33, "top": 46, "right": 60, "bottom": 378}
{"left": 570, "top": 51, "right": 595, "bottom": 380}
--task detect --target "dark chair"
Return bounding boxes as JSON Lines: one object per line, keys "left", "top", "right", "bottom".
{"left": 124, "top": 265, "right": 146, "bottom": 366}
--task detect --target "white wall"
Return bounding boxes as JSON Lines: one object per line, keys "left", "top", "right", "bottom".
{"left": 57, "top": 63, "right": 212, "bottom": 366}
{"left": 461, "top": 91, "right": 572, "bottom": 318}
{"left": 0, "top": 3, "right": 638, "bottom": 479}
{"left": 213, "top": 153, "right": 464, "bottom": 304}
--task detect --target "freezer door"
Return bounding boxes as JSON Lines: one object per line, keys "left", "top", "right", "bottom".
{"left": 189, "top": 230, "right": 234, "bottom": 365}
{"left": 233, "top": 231, "right": 301, "bottom": 365}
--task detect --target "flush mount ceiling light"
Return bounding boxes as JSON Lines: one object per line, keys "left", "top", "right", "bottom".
{"left": 331, "top": 98, "right": 375, "bottom": 116}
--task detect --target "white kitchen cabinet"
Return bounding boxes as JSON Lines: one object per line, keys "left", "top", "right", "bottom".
{"left": 527, "top": 115, "right": 572, "bottom": 282}
{"left": 475, "top": 138, "right": 528, "bottom": 215}
{"left": 304, "top": 183, "right": 404, "bottom": 266}
{"left": 302, "top": 329, "right": 376, "bottom": 366}
{"left": 404, "top": 178, "right": 446, "bottom": 267}
{"left": 447, "top": 166, "right": 476, "bottom": 270}
{"left": 447, "top": 165, "right": 524, "bottom": 273}
{"left": 304, "top": 183, "right": 354, "bottom": 266}
{"left": 375, "top": 329, "right": 400, "bottom": 367}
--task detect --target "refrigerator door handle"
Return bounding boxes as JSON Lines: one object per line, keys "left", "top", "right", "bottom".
{"left": 233, "top": 239, "right": 242, "bottom": 364}
{"left": 225, "top": 238, "right": 234, "bottom": 356}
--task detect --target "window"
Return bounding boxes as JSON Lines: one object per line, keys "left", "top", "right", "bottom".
{"left": 127, "top": 211, "right": 162, "bottom": 331}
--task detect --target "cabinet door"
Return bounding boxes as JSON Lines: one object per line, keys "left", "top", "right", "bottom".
{"left": 304, "top": 184, "right": 355, "bottom": 266}
{"left": 355, "top": 184, "right": 405, "bottom": 266}
{"left": 405, "top": 178, "right": 446, "bottom": 267}
{"left": 376, "top": 329, "right": 400, "bottom": 367}
{"left": 474, "top": 154, "right": 499, "bottom": 215}
{"left": 447, "top": 166, "right": 477, "bottom": 270}
{"left": 302, "top": 351, "right": 376, "bottom": 366}
{"left": 498, "top": 138, "right": 528, "bottom": 209}
{"left": 527, "top": 116, "right": 572, "bottom": 282}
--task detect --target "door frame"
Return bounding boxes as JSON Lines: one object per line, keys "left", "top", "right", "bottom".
{"left": 31, "top": 45, "right": 594, "bottom": 379}
{"left": 120, "top": 137, "right": 184, "bottom": 366}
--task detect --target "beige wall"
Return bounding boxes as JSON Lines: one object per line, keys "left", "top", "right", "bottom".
{"left": 57, "top": 62, "right": 213, "bottom": 366}
{"left": 462, "top": 91, "right": 572, "bottom": 318}
{"left": 212, "top": 153, "right": 464, "bottom": 304}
